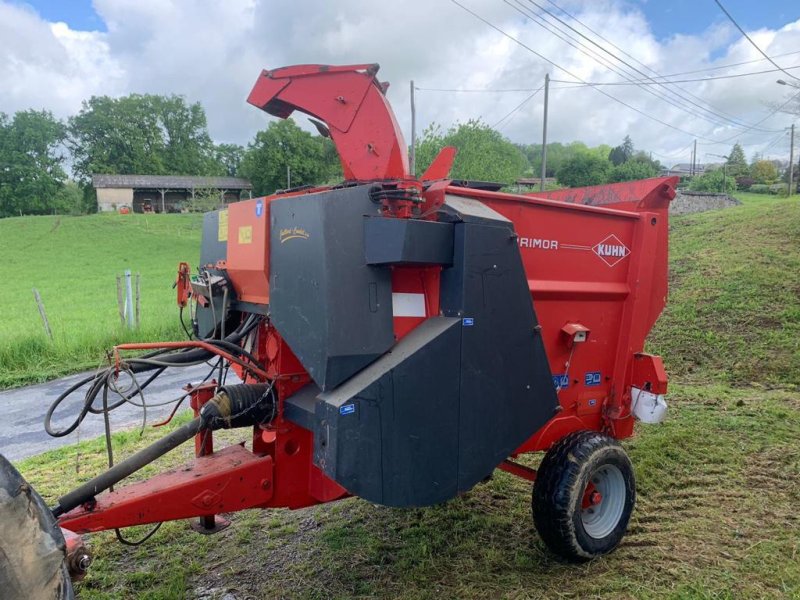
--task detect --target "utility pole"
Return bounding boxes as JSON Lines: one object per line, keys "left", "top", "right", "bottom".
{"left": 540, "top": 73, "right": 550, "bottom": 192}
{"left": 410, "top": 80, "right": 417, "bottom": 177}
{"left": 287, "top": 165, "right": 291, "bottom": 189}
{"left": 789, "top": 123, "right": 795, "bottom": 198}
{"left": 692, "top": 139, "right": 697, "bottom": 176}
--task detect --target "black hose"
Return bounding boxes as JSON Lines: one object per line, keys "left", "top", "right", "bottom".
{"left": 44, "top": 314, "right": 262, "bottom": 438}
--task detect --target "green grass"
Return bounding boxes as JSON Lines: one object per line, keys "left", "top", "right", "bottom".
{"left": 649, "top": 193, "right": 800, "bottom": 387}
{"left": 15, "top": 384, "right": 800, "bottom": 599}
{"left": 0, "top": 213, "right": 203, "bottom": 388}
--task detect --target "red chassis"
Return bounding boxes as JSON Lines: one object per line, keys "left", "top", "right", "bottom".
{"left": 58, "top": 64, "right": 671, "bottom": 543}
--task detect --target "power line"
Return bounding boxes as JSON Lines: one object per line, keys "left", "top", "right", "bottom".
{"left": 416, "top": 87, "right": 540, "bottom": 92}
{"left": 491, "top": 87, "right": 544, "bottom": 129}
{"left": 449, "top": 0, "right": 714, "bottom": 140}
{"left": 418, "top": 63, "right": 800, "bottom": 93}
{"left": 516, "top": 0, "right": 777, "bottom": 133}
{"left": 713, "top": 0, "right": 800, "bottom": 83}
{"left": 618, "top": 50, "right": 800, "bottom": 80}
{"left": 759, "top": 130, "right": 790, "bottom": 154}
{"left": 505, "top": 0, "right": 739, "bottom": 131}
{"left": 550, "top": 63, "right": 800, "bottom": 87}
{"left": 450, "top": 0, "right": 793, "bottom": 145}
{"left": 700, "top": 88, "right": 800, "bottom": 145}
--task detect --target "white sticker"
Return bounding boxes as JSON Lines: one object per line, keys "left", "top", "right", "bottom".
{"left": 391, "top": 293, "right": 426, "bottom": 317}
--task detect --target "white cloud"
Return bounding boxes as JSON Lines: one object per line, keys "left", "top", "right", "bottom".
{"left": 0, "top": 0, "right": 798, "bottom": 168}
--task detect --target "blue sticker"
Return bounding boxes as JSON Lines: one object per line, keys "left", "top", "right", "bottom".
{"left": 584, "top": 371, "right": 602, "bottom": 387}
{"left": 462, "top": 317, "right": 474, "bottom": 327}
{"left": 339, "top": 403, "right": 356, "bottom": 416}
{"left": 255, "top": 199, "right": 264, "bottom": 217}
{"left": 552, "top": 374, "right": 569, "bottom": 389}
{"left": 588, "top": 398, "right": 597, "bottom": 406}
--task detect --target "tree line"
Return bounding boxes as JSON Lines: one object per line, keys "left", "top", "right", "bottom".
{"left": 416, "top": 123, "right": 663, "bottom": 188}
{"left": 0, "top": 95, "right": 341, "bottom": 218}
{"left": 3, "top": 92, "right": 796, "bottom": 218}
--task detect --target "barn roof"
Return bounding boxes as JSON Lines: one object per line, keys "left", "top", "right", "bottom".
{"left": 92, "top": 174, "right": 252, "bottom": 190}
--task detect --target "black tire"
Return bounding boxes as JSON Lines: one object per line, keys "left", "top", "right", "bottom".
{"left": 532, "top": 430, "right": 635, "bottom": 562}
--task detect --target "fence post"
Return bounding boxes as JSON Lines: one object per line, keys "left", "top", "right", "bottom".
{"left": 135, "top": 272, "right": 141, "bottom": 329}
{"left": 124, "top": 270, "right": 134, "bottom": 329}
{"left": 32, "top": 288, "right": 53, "bottom": 340}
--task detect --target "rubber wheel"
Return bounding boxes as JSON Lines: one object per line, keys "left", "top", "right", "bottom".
{"left": 0, "top": 454, "right": 73, "bottom": 599}
{"left": 532, "top": 430, "right": 635, "bottom": 562}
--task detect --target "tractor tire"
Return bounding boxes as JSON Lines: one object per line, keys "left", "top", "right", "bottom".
{"left": 0, "top": 454, "right": 73, "bottom": 600}
{"left": 532, "top": 430, "right": 635, "bottom": 562}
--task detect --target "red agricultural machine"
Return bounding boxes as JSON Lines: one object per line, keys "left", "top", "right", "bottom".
{"left": 1, "top": 64, "right": 674, "bottom": 598}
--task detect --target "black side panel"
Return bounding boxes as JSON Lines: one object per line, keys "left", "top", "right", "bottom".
{"left": 364, "top": 217, "right": 454, "bottom": 266}
{"left": 269, "top": 186, "right": 394, "bottom": 391}
{"left": 200, "top": 210, "right": 227, "bottom": 266}
{"left": 313, "top": 317, "right": 462, "bottom": 506}
{"left": 440, "top": 211, "right": 558, "bottom": 491}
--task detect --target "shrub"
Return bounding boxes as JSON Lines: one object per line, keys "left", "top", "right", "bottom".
{"left": 749, "top": 184, "right": 770, "bottom": 194}
{"left": 735, "top": 177, "right": 755, "bottom": 191}
{"left": 769, "top": 183, "right": 789, "bottom": 196}
{"left": 688, "top": 169, "right": 736, "bottom": 193}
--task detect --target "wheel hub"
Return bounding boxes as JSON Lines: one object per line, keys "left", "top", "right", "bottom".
{"left": 580, "top": 464, "right": 626, "bottom": 539}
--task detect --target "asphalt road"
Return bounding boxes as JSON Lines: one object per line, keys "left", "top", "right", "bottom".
{"left": 0, "top": 364, "right": 240, "bottom": 462}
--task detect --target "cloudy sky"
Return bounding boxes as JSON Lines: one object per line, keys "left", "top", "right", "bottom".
{"left": 2, "top": 0, "right": 799, "bottom": 167}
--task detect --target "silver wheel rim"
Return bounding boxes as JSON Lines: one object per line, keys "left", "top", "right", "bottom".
{"left": 581, "top": 464, "right": 626, "bottom": 539}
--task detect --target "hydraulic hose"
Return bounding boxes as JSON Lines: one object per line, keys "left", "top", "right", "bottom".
{"left": 44, "top": 315, "right": 262, "bottom": 438}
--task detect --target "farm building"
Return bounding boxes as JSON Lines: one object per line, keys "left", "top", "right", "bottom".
{"left": 92, "top": 174, "right": 253, "bottom": 213}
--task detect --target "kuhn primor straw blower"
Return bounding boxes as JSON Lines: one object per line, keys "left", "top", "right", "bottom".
{"left": 1, "top": 63, "right": 673, "bottom": 598}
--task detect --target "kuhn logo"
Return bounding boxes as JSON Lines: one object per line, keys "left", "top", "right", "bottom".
{"left": 593, "top": 234, "right": 630, "bottom": 267}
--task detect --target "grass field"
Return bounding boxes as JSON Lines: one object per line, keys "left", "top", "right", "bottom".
{"left": 9, "top": 193, "right": 800, "bottom": 598}
{"left": 0, "top": 213, "right": 203, "bottom": 388}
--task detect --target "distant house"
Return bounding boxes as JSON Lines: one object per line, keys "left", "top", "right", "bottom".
{"left": 92, "top": 174, "right": 253, "bottom": 213}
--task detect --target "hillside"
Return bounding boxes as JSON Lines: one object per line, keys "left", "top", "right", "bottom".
{"left": 649, "top": 194, "right": 799, "bottom": 387}
{"left": 0, "top": 213, "right": 203, "bottom": 388}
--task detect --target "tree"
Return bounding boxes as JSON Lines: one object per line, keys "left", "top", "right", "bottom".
{"left": 155, "top": 95, "right": 218, "bottom": 176}
{"left": 52, "top": 181, "right": 85, "bottom": 215}
{"left": 0, "top": 110, "right": 67, "bottom": 217}
{"left": 556, "top": 153, "right": 612, "bottom": 187}
{"left": 239, "top": 119, "right": 341, "bottom": 196}
{"left": 609, "top": 155, "right": 660, "bottom": 182}
{"left": 214, "top": 143, "right": 244, "bottom": 177}
{"left": 608, "top": 135, "right": 635, "bottom": 166}
{"left": 416, "top": 120, "right": 528, "bottom": 183}
{"left": 688, "top": 168, "right": 736, "bottom": 193}
{"left": 751, "top": 159, "right": 778, "bottom": 184}
{"left": 725, "top": 143, "right": 748, "bottom": 177}
{"left": 68, "top": 94, "right": 219, "bottom": 183}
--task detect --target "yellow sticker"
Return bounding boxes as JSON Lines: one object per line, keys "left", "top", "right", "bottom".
{"left": 238, "top": 225, "right": 252, "bottom": 244}
{"left": 218, "top": 209, "right": 228, "bottom": 242}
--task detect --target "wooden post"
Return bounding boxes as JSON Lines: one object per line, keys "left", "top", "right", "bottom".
{"left": 135, "top": 272, "right": 141, "bottom": 329}
{"left": 32, "top": 288, "right": 53, "bottom": 340}
{"left": 116, "top": 275, "right": 125, "bottom": 326}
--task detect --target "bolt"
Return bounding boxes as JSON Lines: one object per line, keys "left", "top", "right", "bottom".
{"left": 77, "top": 554, "right": 92, "bottom": 572}
{"left": 261, "top": 479, "right": 271, "bottom": 490}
